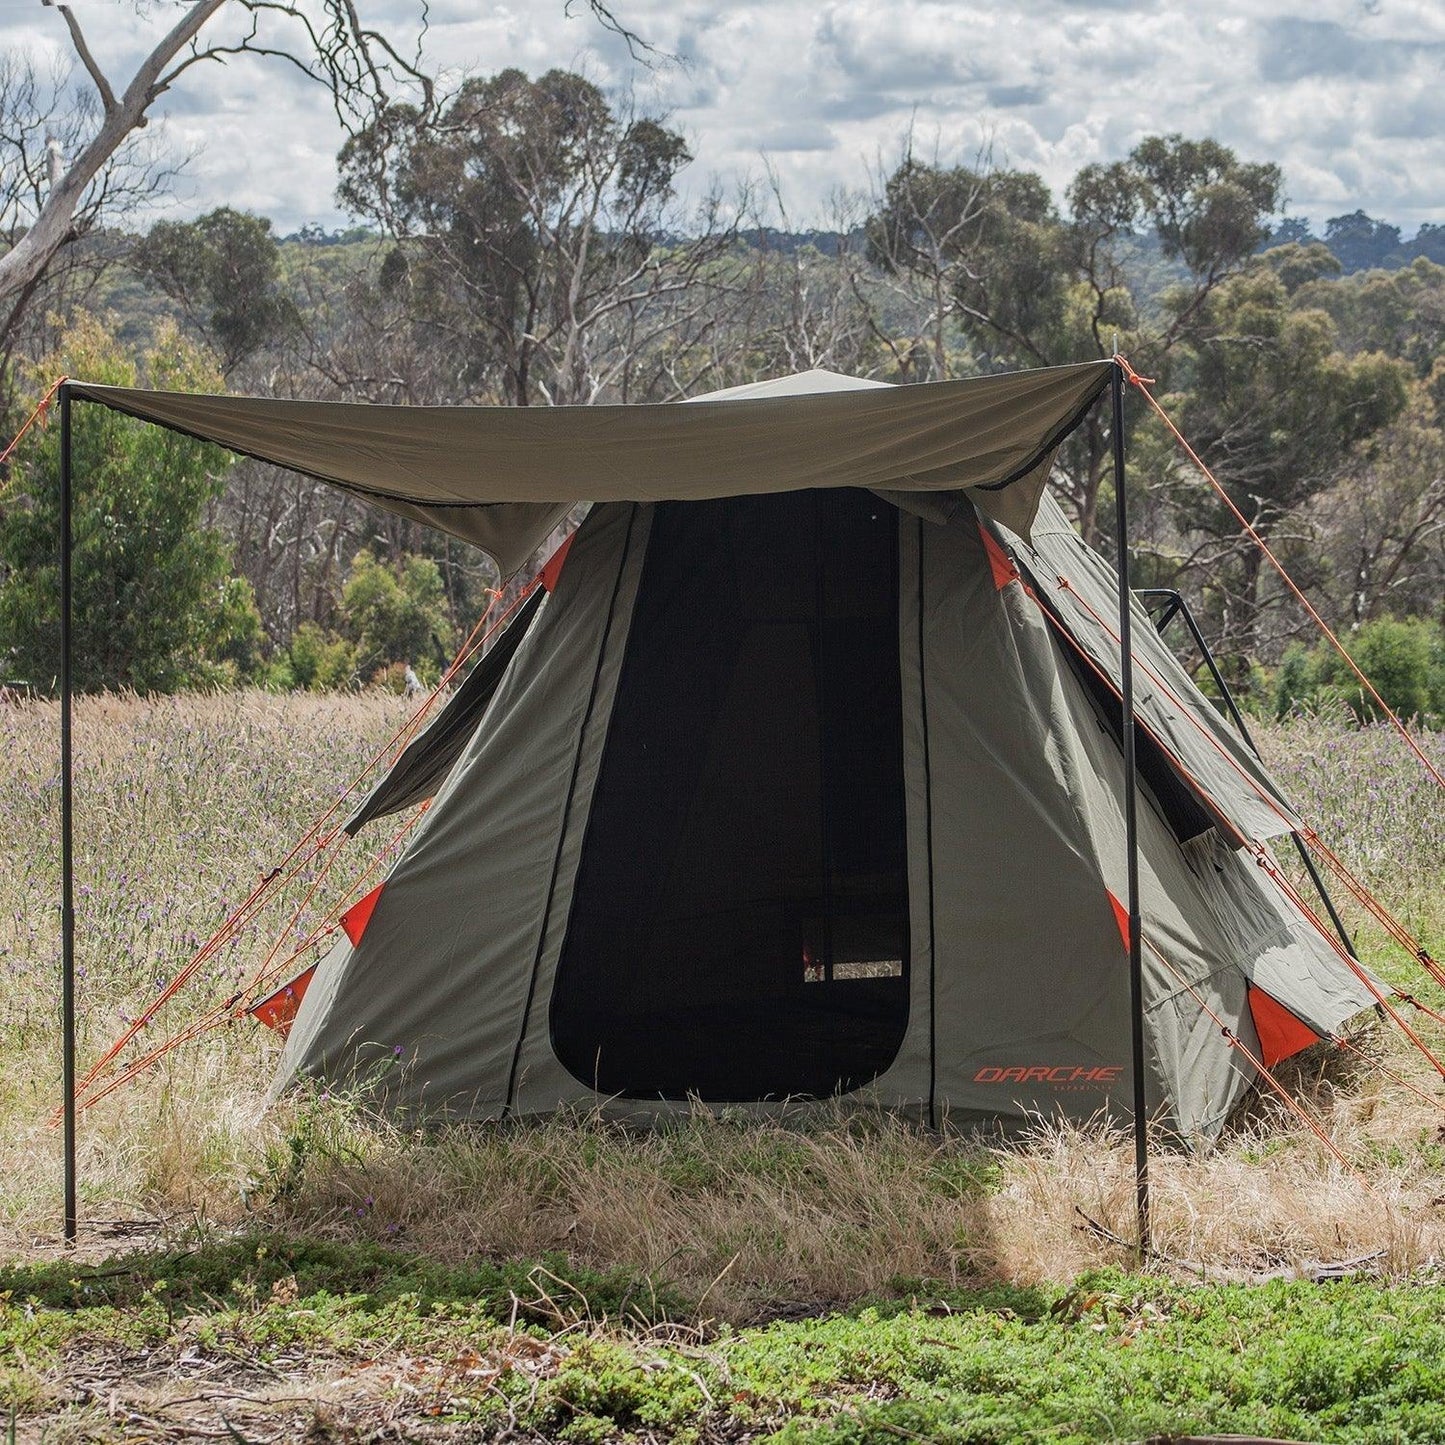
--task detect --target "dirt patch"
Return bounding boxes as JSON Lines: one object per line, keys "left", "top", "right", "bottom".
{"left": 23, "top": 1332, "right": 570, "bottom": 1444}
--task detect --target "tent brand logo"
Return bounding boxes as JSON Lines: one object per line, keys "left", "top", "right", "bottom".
{"left": 974, "top": 1064, "right": 1122, "bottom": 1090}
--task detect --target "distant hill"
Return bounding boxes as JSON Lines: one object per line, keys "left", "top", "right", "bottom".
{"left": 1264, "top": 212, "right": 1445, "bottom": 273}
{"left": 275, "top": 213, "right": 1444, "bottom": 275}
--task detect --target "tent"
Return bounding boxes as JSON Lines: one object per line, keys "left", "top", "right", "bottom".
{"left": 58, "top": 362, "right": 1375, "bottom": 1152}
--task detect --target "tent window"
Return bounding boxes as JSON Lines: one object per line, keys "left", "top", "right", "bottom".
{"left": 1056, "top": 623, "right": 1219, "bottom": 844}
{"left": 551, "top": 490, "right": 910, "bottom": 1101}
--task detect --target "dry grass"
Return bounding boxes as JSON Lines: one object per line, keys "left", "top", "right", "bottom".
{"left": 2, "top": 691, "right": 1443, "bottom": 1322}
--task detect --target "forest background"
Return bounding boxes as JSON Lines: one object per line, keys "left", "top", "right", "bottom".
{"left": 1, "top": 23, "right": 1442, "bottom": 720}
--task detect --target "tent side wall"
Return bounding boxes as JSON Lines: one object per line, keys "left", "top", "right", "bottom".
{"left": 278, "top": 501, "right": 651, "bottom": 1116}
{"left": 898, "top": 504, "right": 1372, "bottom": 1138}
{"left": 1016, "top": 494, "right": 1301, "bottom": 843}
{"left": 889, "top": 509, "right": 1152, "bottom": 1127}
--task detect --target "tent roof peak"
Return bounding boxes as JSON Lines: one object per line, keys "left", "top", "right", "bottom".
{"left": 685, "top": 368, "right": 893, "bottom": 402}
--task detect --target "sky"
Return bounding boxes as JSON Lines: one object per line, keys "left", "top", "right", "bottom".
{"left": 6, "top": 0, "right": 1444, "bottom": 236}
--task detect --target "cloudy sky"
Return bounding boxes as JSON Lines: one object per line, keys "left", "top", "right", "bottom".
{"left": 7, "top": 0, "right": 1443, "bottom": 235}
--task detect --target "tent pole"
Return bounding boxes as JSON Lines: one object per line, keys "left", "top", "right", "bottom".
{"left": 59, "top": 382, "right": 77, "bottom": 1247}
{"left": 1111, "top": 361, "right": 1149, "bottom": 1257}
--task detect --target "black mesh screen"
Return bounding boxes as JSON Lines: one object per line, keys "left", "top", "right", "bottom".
{"left": 1055, "top": 623, "right": 1219, "bottom": 844}
{"left": 551, "top": 490, "right": 910, "bottom": 1100}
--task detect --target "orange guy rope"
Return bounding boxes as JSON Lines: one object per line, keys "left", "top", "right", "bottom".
{"left": 62, "top": 567, "right": 550, "bottom": 1119}
{"left": 1114, "top": 353, "right": 1445, "bottom": 794}
{"left": 69, "top": 806, "right": 427, "bottom": 1115}
{"left": 1330, "top": 1032, "right": 1445, "bottom": 1115}
{"left": 1032, "top": 553, "right": 1443, "bottom": 990}
{"left": 1146, "top": 938, "right": 1381, "bottom": 1198}
{"left": 1021, "top": 576, "right": 1445, "bottom": 1079}
{"left": 0, "top": 376, "right": 66, "bottom": 489}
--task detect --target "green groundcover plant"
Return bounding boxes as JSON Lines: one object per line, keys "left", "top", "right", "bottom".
{"left": 4, "top": 1236, "right": 1445, "bottom": 1442}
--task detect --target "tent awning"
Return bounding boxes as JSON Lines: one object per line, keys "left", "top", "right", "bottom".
{"left": 68, "top": 360, "right": 1113, "bottom": 576}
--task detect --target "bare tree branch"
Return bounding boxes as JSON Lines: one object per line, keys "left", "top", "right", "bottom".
{"left": 40, "top": 2, "right": 117, "bottom": 115}
{"left": 0, "top": 0, "right": 229, "bottom": 306}
{"left": 1, "top": 0, "right": 440, "bottom": 337}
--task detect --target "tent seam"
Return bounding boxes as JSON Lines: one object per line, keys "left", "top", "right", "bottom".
{"left": 502, "top": 503, "right": 640, "bottom": 1116}
{"left": 917, "top": 515, "right": 939, "bottom": 1130}
{"left": 969, "top": 372, "right": 1112, "bottom": 492}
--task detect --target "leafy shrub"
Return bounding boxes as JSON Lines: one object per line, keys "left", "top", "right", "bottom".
{"left": 0, "top": 316, "right": 241, "bottom": 693}
{"left": 198, "top": 575, "right": 269, "bottom": 684}
{"left": 281, "top": 621, "right": 357, "bottom": 691}
{"left": 1273, "top": 615, "right": 1444, "bottom": 723}
{"left": 339, "top": 550, "right": 452, "bottom": 678}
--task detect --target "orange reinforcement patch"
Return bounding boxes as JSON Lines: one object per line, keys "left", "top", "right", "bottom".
{"left": 342, "top": 883, "right": 385, "bottom": 947}
{"left": 1247, "top": 985, "right": 1321, "bottom": 1067}
{"left": 1105, "top": 889, "right": 1132, "bottom": 951}
{"left": 977, "top": 522, "right": 1019, "bottom": 590}
{"left": 540, "top": 532, "right": 576, "bottom": 592}
{"left": 249, "top": 964, "right": 316, "bottom": 1037}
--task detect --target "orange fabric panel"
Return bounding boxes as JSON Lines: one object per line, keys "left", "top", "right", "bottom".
{"left": 1247, "top": 985, "right": 1321, "bottom": 1067}
{"left": 249, "top": 964, "right": 316, "bottom": 1038}
{"left": 1105, "top": 889, "right": 1131, "bottom": 951}
{"left": 540, "top": 532, "right": 576, "bottom": 592}
{"left": 342, "top": 883, "right": 385, "bottom": 947}
{"left": 977, "top": 521, "right": 1019, "bottom": 590}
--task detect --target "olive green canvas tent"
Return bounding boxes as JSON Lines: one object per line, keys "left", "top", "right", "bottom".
{"left": 63, "top": 362, "right": 1375, "bottom": 1144}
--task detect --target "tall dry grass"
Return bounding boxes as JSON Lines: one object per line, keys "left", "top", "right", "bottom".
{"left": 2, "top": 691, "right": 1442, "bottom": 1320}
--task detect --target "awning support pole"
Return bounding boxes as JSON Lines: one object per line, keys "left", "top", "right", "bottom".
{"left": 1111, "top": 361, "right": 1149, "bottom": 1257}
{"left": 59, "top": 382, "right": 78, "bottom": 1246}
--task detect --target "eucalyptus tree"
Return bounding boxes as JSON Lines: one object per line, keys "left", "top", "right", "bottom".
{"left": 131, "top": 207, "right": 298, "bottom": 374}
{"left": 865, "top": 134, "right": 1284, "bottom": 544}
{"left": 336, "top": 68, "right": 737, "bottom": 407}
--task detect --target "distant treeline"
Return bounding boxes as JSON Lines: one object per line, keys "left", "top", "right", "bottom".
{"left": 1, "top": 71, "right": 1441, "bottom": 716}
{"left": 282, "top": 210, "right": 1445, "bottom": 274}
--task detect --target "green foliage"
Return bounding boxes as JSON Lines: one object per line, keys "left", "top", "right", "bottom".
{"left": 131, "top": 208, "right": 298, "bottom": 370}
{"left": 1325, "top": 209, "right": 1407, "bottom": 272}
{"left": 508, "top": 1272, "right": 1445, "bottom": 1443}
{"left": 1264, "top": 239, "right": 1343, "bottom": 294}
{"left": 0, "top": 316, "right": 248, "bottom": 694}
{"left": 1296, "top": 257, "right": 1445, "bottom": 378}
{"left": 1129, "top": 133, "right": 1282, "bottom": 279}
{"left": 253, "top": 548, "right": 453, "bottom": 691}
{"left": 1169, "top": 268, "right": 1411, "bottom": 532}
{"left": 1273, "top": 617, "right": 1445, "bottom": 723}
{"left": 276, "top": 620, "right": 357, "bottom": 691}
{"left": 1341, "top": 618, "right": 1442, "bottom": 721}
{"left": 200, "top": 575, "right": 267, "bottom": 684}
{"left": 8, "top": 1251, "right": 1445, "bottom": 1443}
{"left": 0, "top": 1233, "right": 677, "bottom": 1327}
{"left": 1272, "top": 643, "right": 1324, "bottom": 719}
{"left": 339, "top": 549, "right": 452, "bottom": 680}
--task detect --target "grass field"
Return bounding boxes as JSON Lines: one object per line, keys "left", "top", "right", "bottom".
{"left": 2, "top": 691, "right": 1443, "bottom": 1442}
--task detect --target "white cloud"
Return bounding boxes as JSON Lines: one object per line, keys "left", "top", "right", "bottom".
{"left": 6, "top": 0, "right": 1442, "bottom": 233}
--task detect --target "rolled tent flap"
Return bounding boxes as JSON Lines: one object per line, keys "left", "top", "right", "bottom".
{"left": 67, "top": 361, "right": 1113, "bottom": 576}
{"left": 1011, "top": 492, "right": 1305, "bottom": 844}
{"left": 344, "top": 583, "right": 548, "bottom": 834}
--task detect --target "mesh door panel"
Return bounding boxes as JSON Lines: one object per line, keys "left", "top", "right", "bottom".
{"left": 550, "top": 490, "right": 910, "bottom": 1100}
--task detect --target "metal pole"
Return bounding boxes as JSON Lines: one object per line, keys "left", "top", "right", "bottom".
{"left": 1112, "top": 362, "right": 1149, "bottom": 1256}
{"left": 59, "top": 383, "right": 77, "bottom": 1246}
